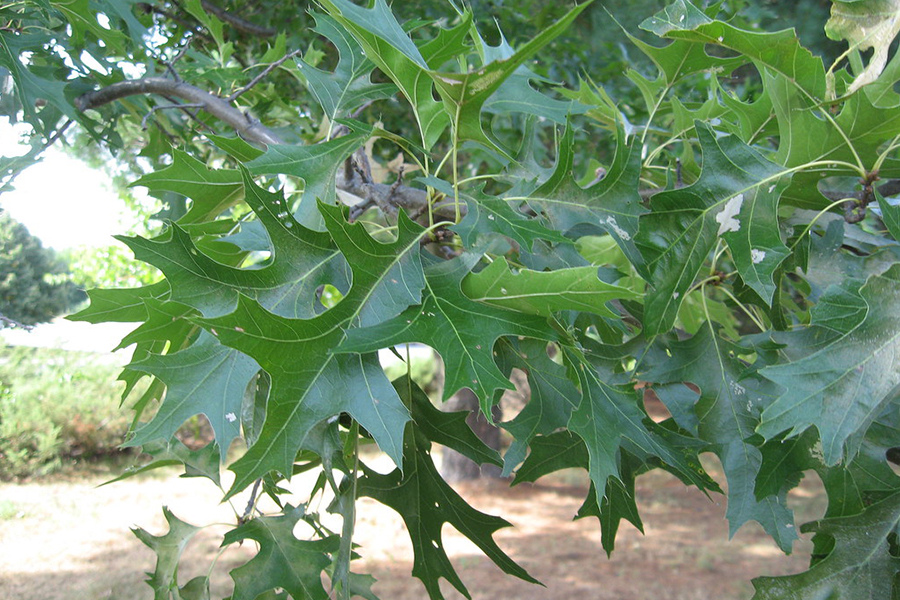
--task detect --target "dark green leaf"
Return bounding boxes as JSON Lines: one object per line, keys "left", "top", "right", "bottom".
{"left": 223, "top": 505, "right": 338, "bottom": 600}
{"left": 337, "top": 253, "right": 558, "bottom": 410}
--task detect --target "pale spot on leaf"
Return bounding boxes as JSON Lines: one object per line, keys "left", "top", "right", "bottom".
{"left": 716, "top": 194, "right": 744, "bottom": 235}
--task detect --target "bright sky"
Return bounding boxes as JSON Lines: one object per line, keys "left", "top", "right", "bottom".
{"left": 0, "top": 120, "right": 135, "bottom": 249}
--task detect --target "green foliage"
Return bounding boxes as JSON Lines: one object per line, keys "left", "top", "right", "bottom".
{"left": 0, "top": 345, "right": 135, "bottom": 477}
{"left": 4, "top": 0, "right": 900, "bottom": 599}
{"left": 0, "top": 212, "right": 81, "bottom": 327}
{"left": 62, "top": 243, "right": 161, "bottom": 290}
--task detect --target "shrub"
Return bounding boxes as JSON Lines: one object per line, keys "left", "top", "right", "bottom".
{"left": 0, "top": 345, "right": 134, "bottom": 477}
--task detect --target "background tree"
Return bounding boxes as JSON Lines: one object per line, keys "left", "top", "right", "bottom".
{"left": 0, "top": 212, "right": 81, "bottom": 328}
{"left": 2, "top": 1, "right": 900, "bottom": 600}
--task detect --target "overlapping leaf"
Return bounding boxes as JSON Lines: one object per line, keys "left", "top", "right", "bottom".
{"left": 298, "top": 13, "right": 397, "bottom": 123}
{"left": 643, "top": 325, "right": 798, "bottom": 552}
{"left": 751, "top": 491, "right": 900, "bottom": 600}
{"left": 130, "top": 150, "right": 244, "bottom": 225}
{"left": 121, "top": 171, "right": 348, "bottom": 319}
{"left": 641, "top": 0, "right": 827, "bottom": 98}
{"left": 318, "top": 0, "right": 463, "bottom": 149}
{"left": 757, "top": 264, "right": 900, "bottom": 465}
{"left": 527, "top": 125, "right": 645, "bottom": 267}
{"left": 635, "top": 122, "right": 788, "bottom": 335}
{"left": 337, "top": 253, "right": 558, "bottom": 410}
{"left": 222, "top": 505, "right": 337, "bottom": 600}
{"left": 460, "top": 257, "right": 639, "bottom": 318}
{"left": 425, "top": 2, "right": 591, "bottom": 156}
{"left": 494, "top": 337, "right": 580, "bottom": 475}
{"left": 359, "top": 419, "right": 536, "bottom": 600}
{"left": 757, "top": 406, "right": 900, "bottom": 521}
{"left": 124, "top": 330, "right": 260, "bottom": 461}
{"left": 245, "top": 124, "right": 371, "bottom": 229}
{"left": 67, "top": 281, "right": 171, "bottom": 324}
{"left": 133, "top": 508, "right": 201, "bottom": 600}
{"left": 568, "top": 343, "right": 715, "bottom": 509}
{"left": 197, "top": 203, "right": 427, "bottom": 496}
{"left": 512, "top": 431, "right": 646, "bottom": 556}
{"left": 450, "top": 188, "right": 568, "bottom": 252}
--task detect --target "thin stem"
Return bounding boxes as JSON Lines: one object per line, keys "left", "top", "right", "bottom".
{"left": 718, "top": 286, "right": 766, "bottom": 332}
{"left": 229, "top": 49, "right": 302, "bottom": 103}
{"left": 455, "top": 173, "right": 496, "bottom": 186}
{"left": 788, "top": 197, "right": 853, "bottom": 251}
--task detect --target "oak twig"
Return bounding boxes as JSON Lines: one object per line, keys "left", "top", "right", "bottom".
{"left": 200, "top": 0, "right": 277, "bottom": 37}
{"left": 228, "top": 49, "right": 302, "bottom": 103}
{"left": 141, "top": 102, "right": 205, "bottom": 129}
{"left": 75, "top": 78, "right": 462, "bottom": 221}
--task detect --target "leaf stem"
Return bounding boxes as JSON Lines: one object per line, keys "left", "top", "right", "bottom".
{"left": 718, "top": 286, "right": 766, "bottom": 332}
{"left": 788, "top": 197, "right": 854, "bottom": 251}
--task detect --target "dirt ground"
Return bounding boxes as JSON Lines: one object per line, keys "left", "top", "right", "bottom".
{"left": 0, "top": 455, "right": 825, "bottom": 600}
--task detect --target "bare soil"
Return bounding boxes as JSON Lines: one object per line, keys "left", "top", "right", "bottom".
{"left": 0, "top": 457, "right": 825, "bottom": 600}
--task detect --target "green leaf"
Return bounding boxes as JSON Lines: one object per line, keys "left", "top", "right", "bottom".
{"left": 642, "top": 0, "right": 827, "bottom": 98}
{"left": 298, "top": 12, "right": 397, "bottom": 122}
{"left": 114, "top": 299, "right": 195, "bottom": 351}
{"left": 643, "top": 325, "right": 798, "bottom": 552}
{"left": 51, "top": 0, "right": 128, "bottom": 52}
{"left": 67, "top": 281, "right": 170, "bottom": 324}
{"left": 758, "top": 264, "right": 900, "bottom": 465}
{"left": 102, "top": 439, "right": 221, "bottom": 487}
{"left": 132, "top": 508, "right": 201, "bottom": 600}
{"left": 568, "top": 343, "right": 714, "bottom": 508}
{"left": 626, "top": 33, "right": 746, "bottom": 89}
{"left": 125, "top": 330, "right": 261, "bottom": 461}
{"left": 575, "top": 453, "right": 645, "bottom": 557}
{"left": 318, "top": 0, "right": 460, "bottom": 149}
{"left": 766, "top": 70, "right": 900, "bottom": 208}
{"left": 512, "top": 429, "right": 586, "bottom": 484}
{"left": 751, "top": 491, "right": 900, "bottom": 600}
{"left": 121, "top": 171, "right": 349, "bottom": 319}
{"left": 0, "top": 31, "right": 77, "bottom": 132}
{"left": 222, "top": 505, "right": 338, "bottom": 600}
{"left": 477, "top": 31, "right": 576, "bottom": 124}
{"left": 245, "top": 123, "right": 371, "bottom": 230}
{"left": 460, "top": 257, "right": 640, "bottom": 318}
{"left": 511, "top": 431, "right": 645, "bottom": 556}
{"left": 358, "top": 422, "right": 537, "bottom": 600}
{"left": 879, "top": 189, "right": 900, "bottom": 242}
{"left": 130, "top": 150, "right": 243, "bottom": 225}
{"left": 446, "top": 185, "right": 568, "bottom": 252}
{"left": 196, "top": 203, "right": 427, "bottom": 496}
{"left": 208, "top": 134, "right": 265, "bottom": 162}
{"left": 495, "top": 337, "right": 580, "bottom": 476}
{"left": 635, "top": 122, "right": 788, "bottom": 335}
{"left": 528, "top": 125, "right": 645, "bottom": 266}
{"left": 427, "top": 2, "right": 592, "bottom": 156}
{"left": 826, "top": 0, "right": 900, "bottom": 94}
{"left": 397, "top": 377, "right": 501, "bottom": 468}
{"left": 337, "top": 253, "right": 559, "bottom": 410}
{"left": 721, "top": 177, "right": 793, "bottom": 305}
{"left": 757, "top": 407, "right": 900, "bottom": 519}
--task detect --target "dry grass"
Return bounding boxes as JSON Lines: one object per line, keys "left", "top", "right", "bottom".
{"left": 0, "top": 455, "right": 825, "bottom": 600}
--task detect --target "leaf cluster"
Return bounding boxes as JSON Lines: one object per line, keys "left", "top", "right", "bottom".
{"left": 4, "top": 0, "right": 900, "bottom": 599}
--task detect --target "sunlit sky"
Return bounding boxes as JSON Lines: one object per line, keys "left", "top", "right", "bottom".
{"left": 0, "top": 120, "right": 137, "bottom": 249}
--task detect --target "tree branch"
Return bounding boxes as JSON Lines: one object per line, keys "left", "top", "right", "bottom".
{"left": 819, "top": 178, "right": 900, "bottom": 202}
{"left": 73, "top": 77, "right": 458, "bottom": 220}
{"left": 75, "top": 77, "right": 282, "bottom": 146}
{"left": 200, "top": 0, "right": 277, "bottom": 37}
